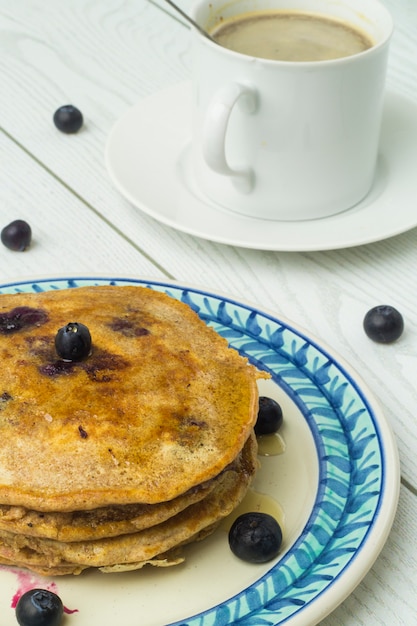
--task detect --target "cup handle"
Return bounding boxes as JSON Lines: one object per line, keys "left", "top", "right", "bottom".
{"left": 201, "top": 83, "right": 257, "bottom": 193}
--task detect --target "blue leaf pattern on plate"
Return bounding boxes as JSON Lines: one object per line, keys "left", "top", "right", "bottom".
{"left": 0, "top": 277, "right": 388, "bottom": 626}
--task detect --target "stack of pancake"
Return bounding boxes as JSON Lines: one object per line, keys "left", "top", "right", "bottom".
{"left": 0, "top": 285, "right": 264, "bottom": 575}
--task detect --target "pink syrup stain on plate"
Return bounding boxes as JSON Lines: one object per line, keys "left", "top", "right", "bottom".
{"left": 1, "top": 567, "right": 78, "bottom": 615}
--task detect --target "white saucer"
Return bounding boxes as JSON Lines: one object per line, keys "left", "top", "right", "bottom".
{"left": 106, "top": 81, "right": 417, "bottom": 251}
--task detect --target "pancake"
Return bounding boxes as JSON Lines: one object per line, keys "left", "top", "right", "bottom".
{"left": 0, "top": 439, "right": 248, "bottom": 542}
{"left": 0, "top": 284, "right": 266, "bottom": 575}
{"left": 0, "top": 434, "right": 258, "bottom": 575}
{"left": 0, "top": 482, "right": 215, "bottom": 542}
{"left": 0, "top": 285, "right": 263, "bottom": 512}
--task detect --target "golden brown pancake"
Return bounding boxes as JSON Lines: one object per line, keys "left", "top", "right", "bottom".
{"left": 0, "top": 434, "right": 258, "bottom": 575}
{"left": 0, "top": 437, "right": 252, "bottom": 542}
{"left": 0, "top": 285, "right": 263, "bottom": 512}
{"left": 0, "top": 483, "right": 214, "bottom": 542}
{"left": 0, "top": 284, "right": 265, "bottom": 575}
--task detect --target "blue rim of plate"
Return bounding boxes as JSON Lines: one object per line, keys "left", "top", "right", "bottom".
{"left": 0, "top": 276, "right": 399, "bottom": 626}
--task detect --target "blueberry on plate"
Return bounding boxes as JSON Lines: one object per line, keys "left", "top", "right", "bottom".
{"left": 15, "top": 588, "right": 64, "bottom": 626}
{"left": 53, "top": 104, "right": 83, "bottom": 133}
{"left": 363, "top": 305, "right": 404, "bottom": 343}
{"left": 55, "top": 322, "right": 92, "bottom": 361}
{"left": 254, "top": 396, "right": 283, "bottom": 436}
{"left": 1, "top": 219, "right": 32, "bottom": 251}
{"left": 229, "top": 512, "right": 282, "bottom": 563}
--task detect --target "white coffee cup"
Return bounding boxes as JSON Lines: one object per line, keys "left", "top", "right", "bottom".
{"left": 190, "top": 0, "right": 393, "bottom": 221}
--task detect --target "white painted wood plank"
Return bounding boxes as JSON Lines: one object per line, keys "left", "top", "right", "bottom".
{"left": 0, "top": 129, "right": 166, "bottom": 280}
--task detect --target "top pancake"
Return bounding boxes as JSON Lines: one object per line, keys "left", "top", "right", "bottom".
{"left": 0, "top": 285, "right": 262, "bottom": 511}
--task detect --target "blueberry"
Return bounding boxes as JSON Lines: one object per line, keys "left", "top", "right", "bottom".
{"left": 55, "top": 322, "right": 92, "bottom": 361}
{"left": 363, "top": 305, "right": 404, "bottom": 344}
{"left": 229, "top": 512, "right": 282, "bottom": 563}
{"left": 1, "top": 219, "right": 32, "bottom": 251}
{"left": 16, "top": 588, "right": 63, "bottom": 626}
{"left": 53, "top": 105, "right": 83, "bottom": 133}
{"left": 254, "top": 396, "right": 283, "bottom": 436}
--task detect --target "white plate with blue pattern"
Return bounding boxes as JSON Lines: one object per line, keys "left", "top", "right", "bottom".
{"left": 0, "top": 277, "right": 399, "bottom": 626}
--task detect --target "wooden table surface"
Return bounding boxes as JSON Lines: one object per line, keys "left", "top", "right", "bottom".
{"left": 1, "top": 0, "right": 416, "bottom": 623}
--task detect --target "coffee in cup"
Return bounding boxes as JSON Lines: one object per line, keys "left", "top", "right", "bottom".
{"left": 210, "top": 11, "right": 374, "bottom": 62}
